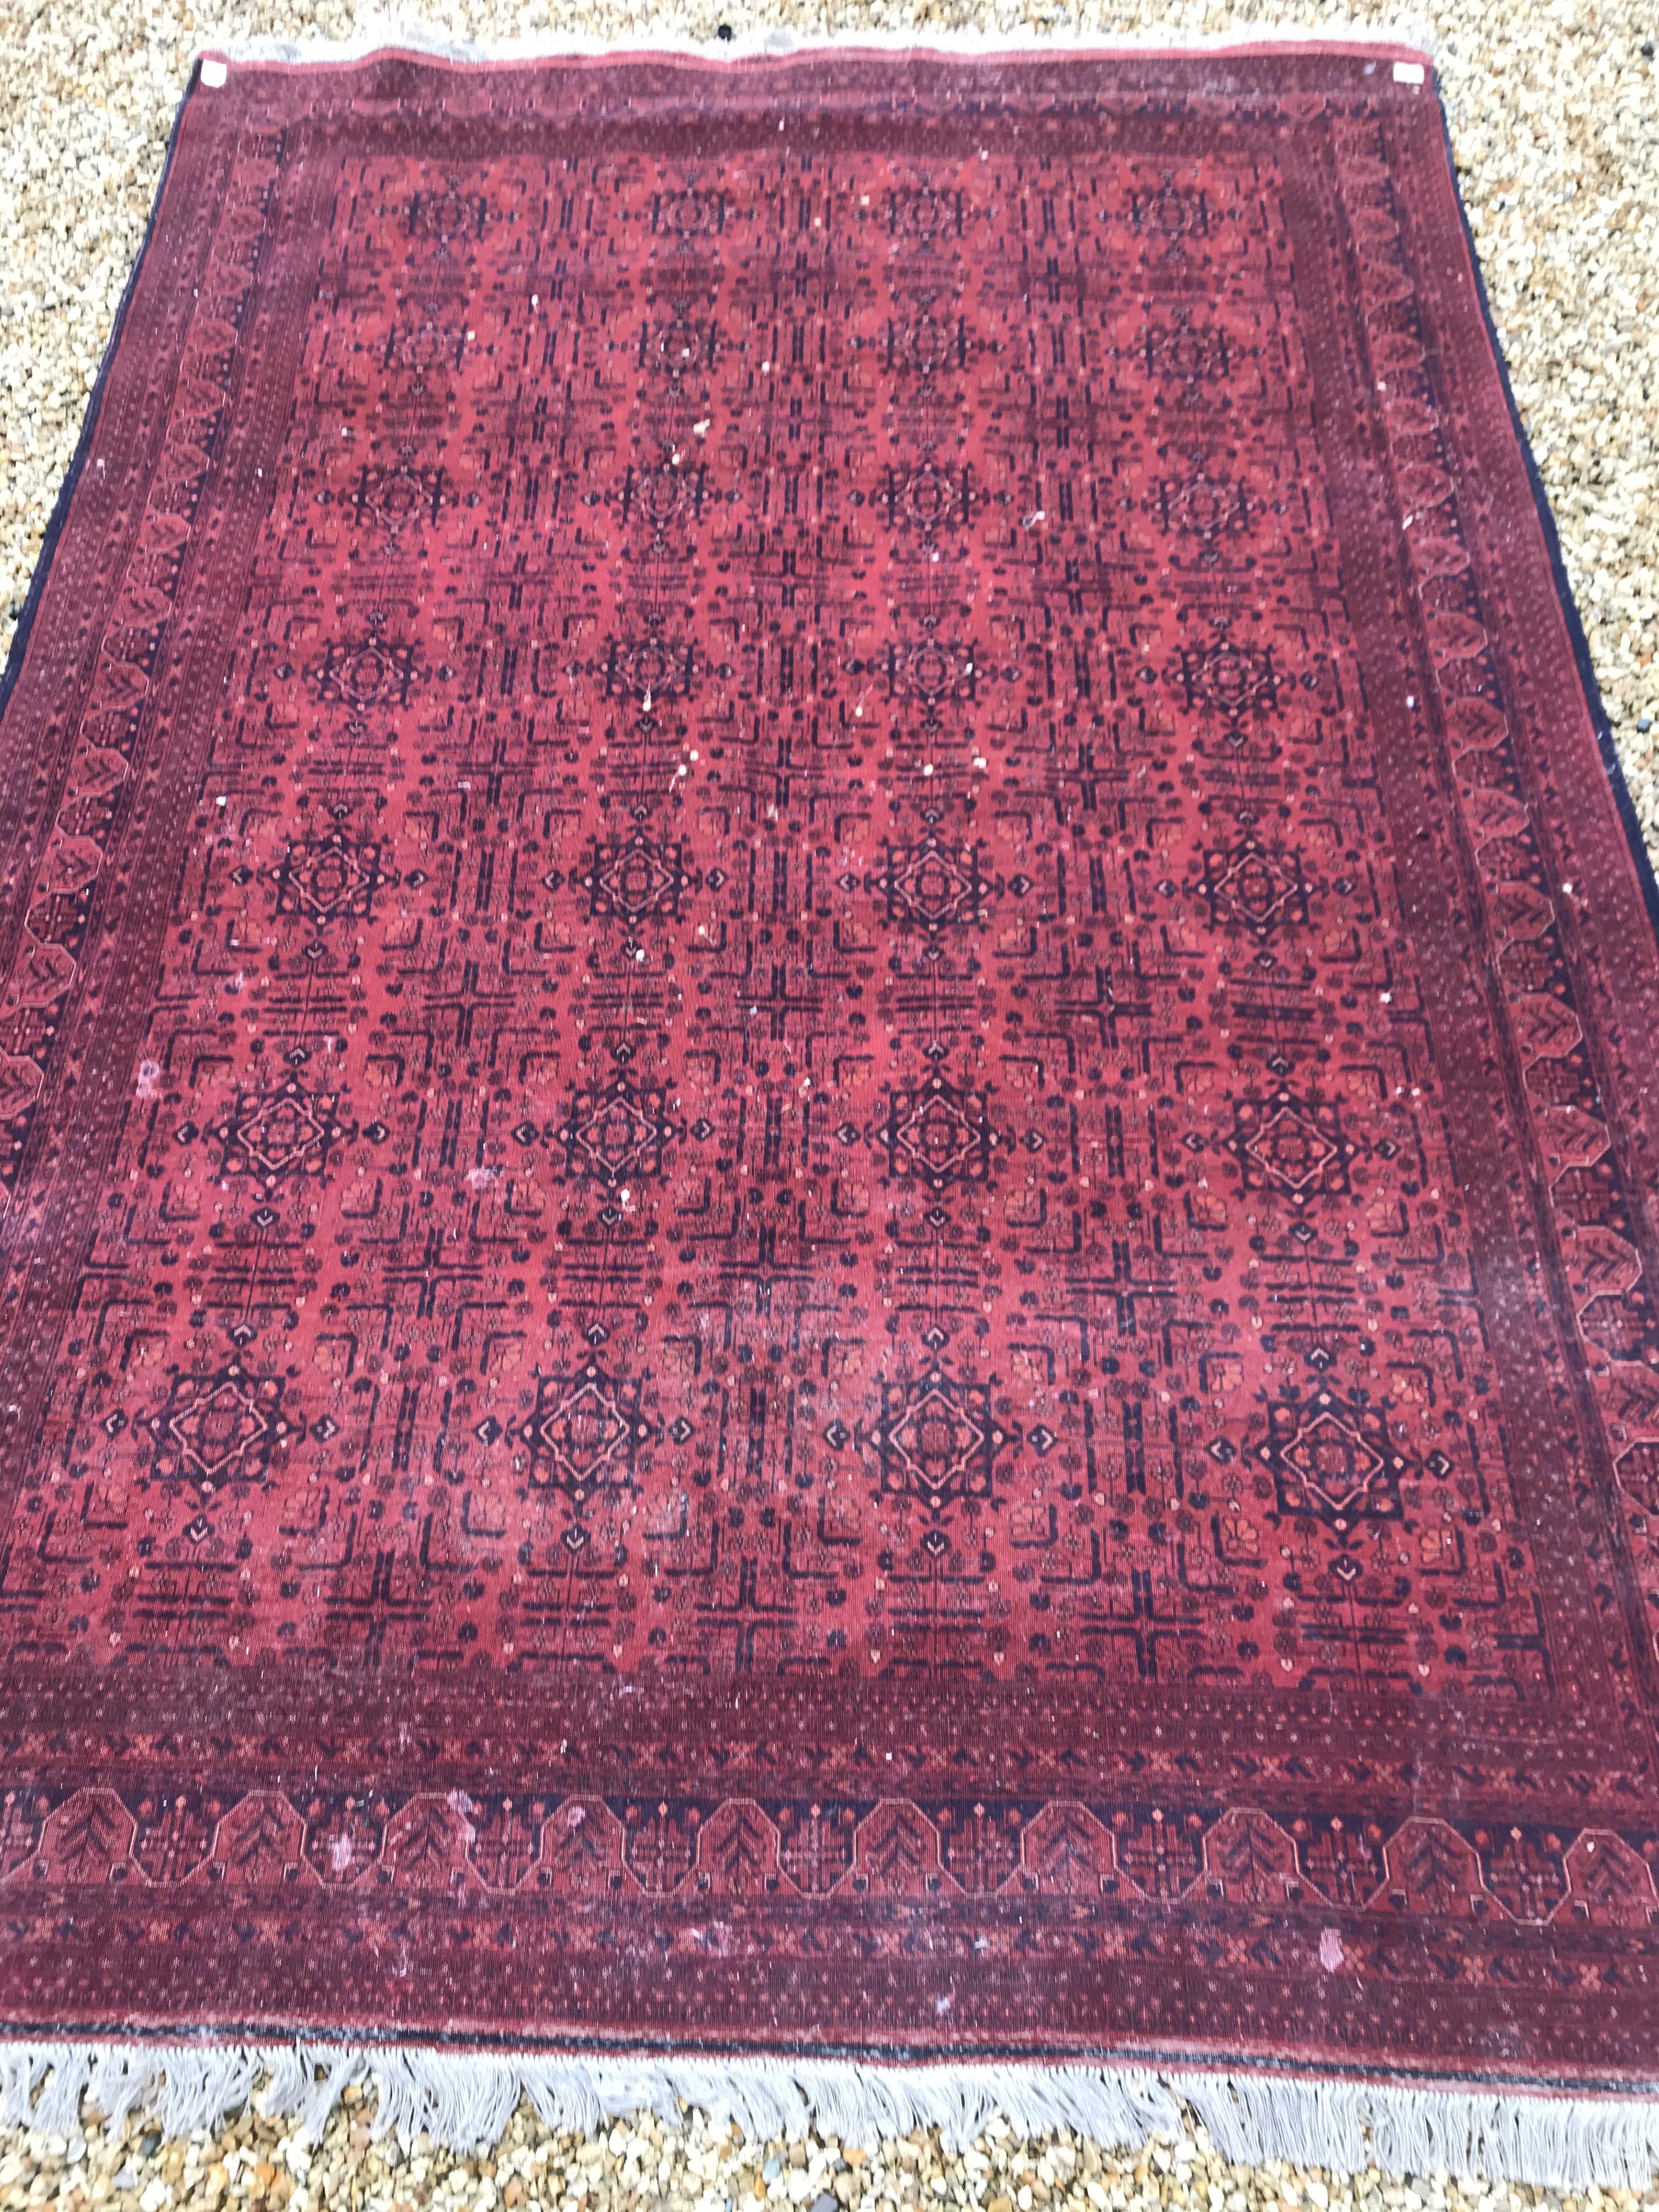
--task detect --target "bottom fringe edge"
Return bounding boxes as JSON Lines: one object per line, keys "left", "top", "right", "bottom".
{"left": 1, "top": 2042, "right": 1656, "bottom": 2193}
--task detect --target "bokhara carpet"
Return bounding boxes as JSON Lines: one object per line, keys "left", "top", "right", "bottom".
{"left": 4, "top": 34, "right": 1659, "bottom": 2163}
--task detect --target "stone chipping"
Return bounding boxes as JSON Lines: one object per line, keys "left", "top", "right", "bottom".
{"left": 0, "top": 0, "right": 1655, "bottom": 2191}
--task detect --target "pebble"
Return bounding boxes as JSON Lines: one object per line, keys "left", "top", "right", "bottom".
{"left": 0, "top": 0, "right": 1653, "bottom": 2199}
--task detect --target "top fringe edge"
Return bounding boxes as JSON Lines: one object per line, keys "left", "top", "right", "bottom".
{"left": 193, "top": 25, "right": 1440, "bottom": 71}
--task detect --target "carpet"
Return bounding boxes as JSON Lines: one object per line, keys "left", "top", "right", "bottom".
{"left": 3, "top": 35, "right": 1659, "bottom": 2181}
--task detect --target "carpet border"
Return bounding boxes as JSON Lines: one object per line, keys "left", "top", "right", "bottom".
{"left": 1423, "top": 60, "right": 1659, "bottom": 940}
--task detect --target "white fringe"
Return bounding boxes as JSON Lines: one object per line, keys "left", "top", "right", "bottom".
{"left": 2, "top": 2041, "right": 1657, "bottom": 2190}
{"left": 198, "top": 25, "right": 1439, "bottom": 71}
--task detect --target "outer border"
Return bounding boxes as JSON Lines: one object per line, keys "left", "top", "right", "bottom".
{"left": 1426, "top": 67, "right": 1659, "bottom": 931}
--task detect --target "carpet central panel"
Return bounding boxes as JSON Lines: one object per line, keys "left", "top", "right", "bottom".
{"left": 3, "top": 42, "right": 1659, "bottom": 2113}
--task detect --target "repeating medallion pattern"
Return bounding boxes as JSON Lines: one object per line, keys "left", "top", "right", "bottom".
{"left": 2, "top": 49, "right": 1659, "bottom": 2082}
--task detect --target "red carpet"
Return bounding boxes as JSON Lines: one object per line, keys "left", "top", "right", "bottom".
{"left": 3, "top": 38, "right": 1659, "bottom": 2164}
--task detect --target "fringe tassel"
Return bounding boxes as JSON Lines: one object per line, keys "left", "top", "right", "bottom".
{"left": 204, "top": 26, "right": 1438, "bottom": 70}
{"left": 2, "top": 2041, "right": 1658, "bottom": 2190}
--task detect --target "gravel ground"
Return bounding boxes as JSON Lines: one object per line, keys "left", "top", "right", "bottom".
{"left": 2, "top": 2091, "right": 1652, "bottom": 2212}
{"left": 0, "top": 0, "right": 1656, "bottom": 2194}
